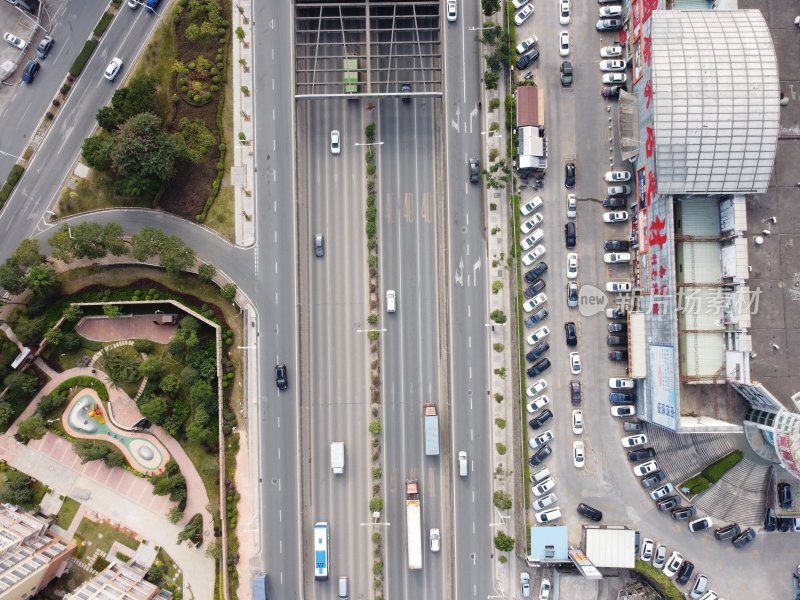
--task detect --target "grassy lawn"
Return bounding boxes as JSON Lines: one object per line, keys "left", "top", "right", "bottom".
{"left": 56, "top": 170, "right": 154, "bottom": 217}
{"left": 56, "top": 496, "right": 81, "bottom": 529}
{"left": 75, "top": 516, "right": 139, "bottom": 556}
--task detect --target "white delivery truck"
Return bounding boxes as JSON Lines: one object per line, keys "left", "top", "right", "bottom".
{"left": 330, "top": 442, "right": 345, "bottom": 475}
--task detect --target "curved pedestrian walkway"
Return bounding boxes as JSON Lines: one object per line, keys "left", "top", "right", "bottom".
{"left": 8, "top": 364, "right": 212, "bottom": 530}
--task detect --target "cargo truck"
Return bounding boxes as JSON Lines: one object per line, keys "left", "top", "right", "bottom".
{"left": 330, "top": 442, "right": 345, "bottom": 475}
{"left": 252, "top": 572, "right": 268, "bottom": 600}
{"left": 406, "top": 480, "right": 422, "bottom": 570}
{"left": 424, "top": 404, "right": 439, "bottom": 456}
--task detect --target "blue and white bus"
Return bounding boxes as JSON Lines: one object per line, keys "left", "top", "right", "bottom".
{"left": 313, "top": 522, "right": 329, "bottom": 580}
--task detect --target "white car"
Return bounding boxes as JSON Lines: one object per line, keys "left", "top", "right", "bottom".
{"left": 609, "top": 377, "right": 635, "bottom": 389}
{"left": 608, "top": 185, "right": 632, "bottom": 196}
{"left": 605, "top": 170, "right": 632, "bottom": 182}
{"left": 649, "top": 483, "right": 675, "bottom": 501}
{"left": 611, "top": 405, "right": 636, "bottom": 417}
{"left": 566, "top": 194, "right": 576, "bottom": 218}
{"left": 514, "top": 4, "right": 534, "bottom": 25}
{"left": 572, "top": 409, "right": 583, "bottom": 434}
{"left": 606, "top": 281, "right": 632, "bottom": 293}
{"left": 521, "top": 213, "right": 544, "bottom": 234}
{"left": 4, "top": 32, "right": 26, "bottom": 50}
{"left": 532, "top": 492, "right": 557, "bottom": 511}
{"left": 535, "top": 507, "right": 561, "bottom": 523}
{"left": 621, "top": 434, "right": 648, "bottom": 447}
{"left": 526, "top": 325, "right": 550, "bottom": 345}
{"left": 570, "top": 352, "right": 581, "bottom": 375}
{"left": 330, "top": 130, "right": 341, "bottom": 154}
{"left": 559, "top": 31, "right": 570, "bottom": 57}
{"left": 523, "top": 294, "right": 548, "bottom": 314}
{"left": 522, "top": 245, "right": 546, "bottom": 266}
{"left": 599, "top": 59, "right": 626, "bottom": 71}
{"left": 520, "top": 195, "right": 544, "bottom": 216}
{"left": 539, "top": 578, "right": 552, "bottom": 600}
{"left": 516, "top": 34, "right": 538, "bottom": 55}
{"left": 653, "top": 544, "right": 667, "bottom": 569}
{"left": 520, "top": 572, "right": 531, "bottom": 598}
{"left": 662, "top": 551, "right": 683, "bottom": 578}
{"left": 529, "top": 429, "right": 554, "bottom": 449}
{"left": 532, "top": 477, "right": 555, "bottom": 496}
{"left": 521, "top": 229, "right": 544, "bottom": 251}
{"left": 603, "top": 211, "right": 629, "bottom": 223}
{"left": 559, "top": 0, "right": 570, "bottom": 25}
{"left": 566, "top": 253, "right": 578, "bottom": 279}
{"left": 599, "top": 5, "right": 623, "bottom": 17}
{"left": 600, "top": 45, "right": 623, "bottom": 58}
{"left": 446, "top": 0, "right": 457, "bottom": 21}
{"left": 573, "top": 440, "right": 585, "bottom": 468}
{"left": 527, "top": 394, "right": 551, "bottom": 413}
{"left": 640, "top": 538, "right": 654, "bottom": 561}
{"left": 633, "top": 460, "right": 659, "bottom": 476}
{"left": 603, "top": 73, "right": 628, "bottom": 85}
{"left": 526, "top": 378, "right": 547, "bottom": 397}
{"left": 604, "top": 252, "right": 631, "bottom": 263}
{"left": 104, "top": 57, "right": 123, "bottom": 81}
{"left": 513, "top": 0, "right": 530, "bottom": 7}
{"left": 602, "top": 72, "right": 627, "bottom": 85}
{"left": 429, "top": 528, "right": 441, "bottom": 552}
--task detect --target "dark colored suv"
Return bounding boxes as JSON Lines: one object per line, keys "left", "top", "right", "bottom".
{"left": 671, "top": 505, "right": 697, "bottom": 521}
{"left": 604, "top": 239, "right": 630, "bottom": 251}
{"left": 570, "top": 380, "right": 582, "bottom": 405}
{"left": 577, "top": 503, "right": 603, "bottom": 521}
{"left": 607, "top": 335, "right": 627, "bottom": 347}
{"left": 778, "top": 482, "right": 792, "bottom": 509}
{"left": 529, "top": 409, "right": 553, "bottom": 430}
{"left": 565, "top": 162, "right": 575, "bottom": 188}
{"left": 641, "top": 471, "right": 666, "bottom": 488}
{"left": 564, "top": 322, "right": 577, "bottom": 347}
{"left": 731, "top": 527, "right": 756, "bottom": 548}
{"left": 763, "top": 507, "right": 777, "bottom": 531}
{"left": 628, "top": 447, "right": 656, "bottom": 462}
{"left": 610, "top": 392, "right": 636, "bottom": 404}
{"left": 656, "top": 495, "right": 679, "bottom": 511}
{"left": 524, "top": 279, "right": 546, "bottom": 298}
{"left": 564, "top": 222, "right": 576, "bottom": 248}
{"left": 524, "top": 261, "right": 548, "bottom": 283}
{"left": 714, "top": 523, "right": 741, "bottom": 541}
{"left": 401, "top": 83, "right": 412, "bottom": 103}
{"left": 526, "top": 358, "right": 551, "bottom": 378}
{"left": 675, "top": 561, "right": 694, "bottom": 585}
{"left": 275, "top": 364, "right": 288, "bottom": 390}
{"left": 524, "top": 308, "right": 549, "bottom": 328}
{"left": 21, "top": 60, "right": 40, "bottom": 83}
{"left": 609, "top": 350, "right": 628, "bottom": 361}
{"left": 560, "top": 60, "right": 573, "bottom": 86}
{"left": 516, "top": 48, "right": 540, "bottom": 70}
{"left": 602, "top": 197, "right": 626, "bottom": 209}
{"left": 526, "top": 341, "right": 550, "bottom": 362}
{"left": 529, "top": 444, "right": 552, "bottom": 466}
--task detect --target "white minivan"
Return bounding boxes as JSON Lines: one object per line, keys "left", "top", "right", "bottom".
{"left": 338, "top": 575, "right": 348, "bottom": 599}
{"left": 458, "top": 451, "right": 468, "bottom": 477}
{"left": 386, "top": 290, "right": 396, "bottom": 313}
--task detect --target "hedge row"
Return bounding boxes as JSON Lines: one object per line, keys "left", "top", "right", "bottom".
{"left": 52, "top": 375, "right": 110, "bottom": 403}
{"left": 0, "top": 164, "right": 25, "bottom": 205}
{"left": 681, "top": 474, "right": 711, "bottom": 495}
{"left": 93, "top": 12, "right": 114, "bottom": 38}
{"left": 635, "top": 560, "right": 684, "bottom": 600}
{"left": 69, "top": 39, "right": 99, "bottom": 78}
{"left": 702, "top": 449, "right": 743, "bottom": 484}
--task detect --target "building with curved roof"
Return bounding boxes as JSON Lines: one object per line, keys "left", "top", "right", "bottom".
{"left": 650, "top": 10, "right": 779, "bottom": 195}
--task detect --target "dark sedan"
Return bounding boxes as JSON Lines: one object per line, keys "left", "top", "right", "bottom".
{"left": 608, "top": 322, "right": 627, "bottom": 334}
{"left": 609, "top": 350, "right": 628, "bottom": 361}
{"left": 641, "top": 470, "right": 666, "bottom": 488}
{"left": 628, "top": 447, "right": 656, "bottom": 462}
{"left": 565, "top": 322, "right": 578, "bottom": 347}
{"left": 529, "top": 409, "right": 554, "bottom": 430}
{"left": 671, "top": 506, "right": 697, "bottom": 521}
{"left": 516, "top": 48, "right": 540, "bottom": 70}
{"left": 602, "top": 197, "right": 626, "bottom": 209}
{"left": 610, "top": 392, "right": 636, "bottom": 404}
{"left": 656, "top": 495, "right": 679, "bottom": 511}
{"left": 604, "top": 239, "right": 630, "bottom": 252}
{"left": 524, "top": 261, "right": 548, "bottom": 283}
{"left": 529, "top": 444, "right": 552, "bottom": 466}
{"left": 607, "top": 335, "right": 627, "bottom": 347}
{"left": 732, "top": 527, "right": 756, "bottom": 548}
{"left": 524, "top": 308, "right": 549, "bottom": 328}
{"left": 601, "top": 85, "right": 622, "bottom": 98}
{"left": 527, "top": 358, "right": 551, "bottom": 378}
{"left": 526, "top": 341, "right": 550, "bottom": 362}
{"left": 565, "top": 162, "right": 576, "bottom": 188}
{"left": 524, "top": 279, "right": 546, "bottom": 299}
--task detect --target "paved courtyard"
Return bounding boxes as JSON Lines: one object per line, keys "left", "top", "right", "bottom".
{"left": 75, "top": 314, "right": 178, "bottom": 344}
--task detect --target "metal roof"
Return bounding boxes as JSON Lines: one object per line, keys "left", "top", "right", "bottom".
{"left": 651, "top": 10, "right": 779, "bottom": 195}
{"left": 583, "top": 526, "right": 635, "bottom": 569}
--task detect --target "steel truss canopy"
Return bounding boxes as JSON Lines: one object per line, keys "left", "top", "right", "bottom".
{"left": 295, "top": 0, "right": 443, "bottom": 99}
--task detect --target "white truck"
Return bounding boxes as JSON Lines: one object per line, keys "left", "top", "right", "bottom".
{"left": 424, "top": 404, "right": 439, "bottom": 456}
{"left": 406, "top": 480, "right": 422, "bottom": 570}
{"left": 330, "top": 442, "right": 345, "bottom": 475}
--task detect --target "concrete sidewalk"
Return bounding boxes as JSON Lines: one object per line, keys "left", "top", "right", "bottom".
{"left": 0, "top": 434, "right": 214, "bottom": 599}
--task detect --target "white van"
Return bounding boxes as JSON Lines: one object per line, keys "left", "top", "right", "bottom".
{"left": 530, "top": 466, "right": 551, "bottom": 483}
{"left": 330, "top": 442, "right": 344, "bottom": 475}
{"left": 338, "top": 575, "right": 348, "bottom": 599}
{"left": 386, "top": 290, "right": 396, "bottom": 313}
{"left": 458, "top": 451, "right": 468, "bottom": 477}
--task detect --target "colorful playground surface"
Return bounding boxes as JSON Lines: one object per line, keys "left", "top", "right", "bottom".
{"left": 62, "top": 388, "right": 169, "bottom": 475}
